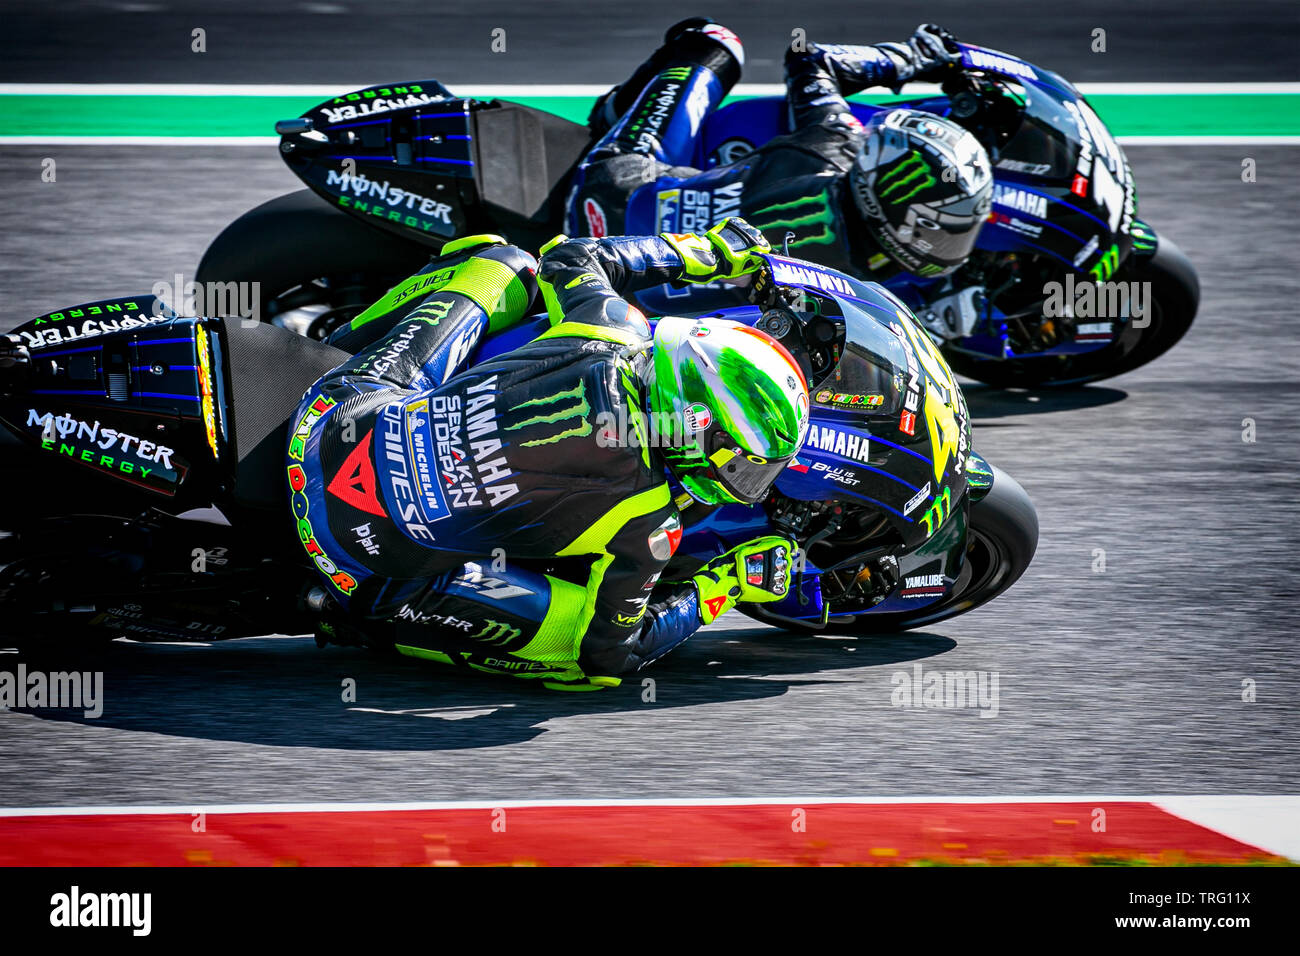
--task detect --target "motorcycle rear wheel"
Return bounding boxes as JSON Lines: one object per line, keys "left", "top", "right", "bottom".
{"left": 195, "top": 189, "right": 428, "bottom": 339}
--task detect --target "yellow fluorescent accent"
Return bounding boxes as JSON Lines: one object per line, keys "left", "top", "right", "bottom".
{"left": 540, "top": 234, "right": 569, "bottom": 255}
{"left": 923, "top": 386, "right": 959, "bottom": 483}
{"left": 439, "top": 257, "right": 524, "bottom": 317}
{"left": 557, "top": 483, "right": 672, "bottom": 556}
{"left": 899, "top": 311, "right": 961, "bottom": 481}
{"left": 517, "top": 574, "right": 588, "bottom": 662}
{"left": 565, "top": 272, "right": 598, "bottom": 289}
{"left": 542, "top": 681, "right": 610, "bottom": 692}
{"left": 351, "top": 266, "right": 455, "bottom": 324}
{"left": 394, "top": 645, "right": 455, "bottom": 665}
{"left": 709, "top": 448, "right": 737, "bottom": 467}
{"left": 536, "top": 321, "right": 640, "bottom": 346}
{"left": 661, "top": 232, "right": 716, "bottom": 276}
{"left": 900, "top": 310, "right": 959, "bottom": 396}
{"left": 440, "top": 234, "right": 505, "bottom": 255}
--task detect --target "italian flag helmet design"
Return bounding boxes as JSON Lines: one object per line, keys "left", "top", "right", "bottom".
{"left": 649, "top": 316, "right": 810, "bottom": 505}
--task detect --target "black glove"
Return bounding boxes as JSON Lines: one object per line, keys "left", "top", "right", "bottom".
{"left": 880, "top": 23, "right": 963, "bottom": 84}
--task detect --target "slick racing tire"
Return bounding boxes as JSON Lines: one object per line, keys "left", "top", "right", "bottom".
{"left": 196, "top": 189, "right": 430, "bottom": 340}
{"left": 945, "top": 233, "right": 1199, "bottom": 388}
{"left": 811, "top": 464, "right": 1038, "bottom": 634}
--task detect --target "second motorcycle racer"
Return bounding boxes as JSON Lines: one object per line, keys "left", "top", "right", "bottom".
{"left": 572, "top": 19, "right": 994, "bottom": 285}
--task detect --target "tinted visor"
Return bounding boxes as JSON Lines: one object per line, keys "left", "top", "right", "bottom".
{"left": 877, "top": 217, "right": 982, "bottom": 274}
{"left": 914, "top": 217, "right": 984, "bottom": 267}
{"left": 708, "top": 433, "right": 791, "bottom": 503}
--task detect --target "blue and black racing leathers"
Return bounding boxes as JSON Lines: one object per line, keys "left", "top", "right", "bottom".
{"left": 569, "top": 22, "right": 946, "bottom": 279}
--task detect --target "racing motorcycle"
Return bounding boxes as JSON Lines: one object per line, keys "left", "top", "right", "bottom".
{"left": 197, "top": 41, "right": 1198, "bottom": 388}
{"left": 0, "top": 254, "right": 1037, "bottom": 664}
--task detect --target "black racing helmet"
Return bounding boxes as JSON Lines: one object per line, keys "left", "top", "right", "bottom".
{"left": 848, "top": 109, "right": 993, "bottom": 278}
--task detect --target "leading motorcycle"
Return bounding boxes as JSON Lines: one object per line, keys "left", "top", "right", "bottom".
{"left": 197, "top": 41, "right": 1199, "bottom": 389}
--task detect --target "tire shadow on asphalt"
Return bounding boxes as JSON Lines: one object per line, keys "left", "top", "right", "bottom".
{"left": 1, "top": 627, "right": 957, "bottom": 750}
{"left": 962, "top": 383, "right": 1127, "bottom": 422}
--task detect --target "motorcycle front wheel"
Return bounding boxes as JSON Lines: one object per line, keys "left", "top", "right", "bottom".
{"left": 745, "top": 464, "right": 1038, "bottom": 635}
{"left": 944, "top": 233, "right": 1199, "bottom": 388}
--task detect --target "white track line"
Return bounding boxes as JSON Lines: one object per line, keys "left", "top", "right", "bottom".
{"left": 0, "top": 136, "right": 281, "bottom": 145}
{"left": 2, "top": 83, "right": 1300, "bottom": 96}
{"left": 0, "top": 794, "right": 1292, "bottom": 812}
{"left": 3, "top": 135, "right": 1295, "bottom": 146}
{"left": 1119, "top": 135, "right": 1300, "bottom": 145}
{"left": 1155, "top": 796, "right": 1300, "bottom": 861}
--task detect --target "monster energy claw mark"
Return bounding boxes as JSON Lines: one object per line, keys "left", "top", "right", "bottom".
{"left": 747, "top": 193, "right": 837, "bottom": 248}
{"left": 472, "top": 619, "right": 522, "bottom": 646}
{"left": 919, "top": 485, "right": 952, "bottom": 537}
{"left": 877, "top": 151, "right": 937, "bottom": 205}
{"left": 506, "top": 381, "right": 593, "bottom": 447}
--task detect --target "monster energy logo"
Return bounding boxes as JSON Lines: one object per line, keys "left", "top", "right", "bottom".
{"left": 1130, "top": 221, "right": 1157, "bottom": 253}
{"left": 1088, "top": 243, "right": 1121, "bottom": 281}
{"left": 660, "top": 67, "right": 693, "bottom": 81}
{"left": 471, "top": 619, "right": 522, "bottom": 647}
{"left": 747, "top": 192, "right": 837, "bottom": 248}
{"left": 919, "top": 485, "right": 952, "bottom": 537}
{"left": 877, "top": 151, "right": 937, "bottom": 205}
{"left": 506, "top": 381, "right": 592, "bottom": 447}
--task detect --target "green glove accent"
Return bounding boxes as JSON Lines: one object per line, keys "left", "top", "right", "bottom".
{"left": 539, "top": 233, "right": 569, "bottom": 255}
{"left": 663, "top": 216, "right": 772, "bottom": 285}
{"left": 688, "top": 534, "right": 796, "bottom": 624}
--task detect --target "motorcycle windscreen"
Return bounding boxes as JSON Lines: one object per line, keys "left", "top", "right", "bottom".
{"left": 810, "top": 298, "right": 911, "bottom": 416}
{"left": 995, "top": 81, "right": 1081, "bottom": 181}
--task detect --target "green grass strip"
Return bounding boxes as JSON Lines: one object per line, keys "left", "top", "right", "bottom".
{"left": 1, "top": 92, "right": 1296, "bottom": 138}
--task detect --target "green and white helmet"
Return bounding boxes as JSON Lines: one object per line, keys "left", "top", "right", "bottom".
{"left": 648, "top": 316, "right": 811, "bottom": 505}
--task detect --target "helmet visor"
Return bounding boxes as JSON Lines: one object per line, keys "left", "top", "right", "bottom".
{"left": 707, "top": 437, "right": 790, "bottom": 503}
{"left": 903, "top": 214, "right": 986, "bottom": 269}
{"left": 874, "top": 214, "right": 984, "bottom": 275}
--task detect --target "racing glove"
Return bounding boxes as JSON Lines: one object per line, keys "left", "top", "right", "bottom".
{"left": 662, "top": 217, "right": 772, "bottom": 285}
{"left": 878, "top": 23, "right": 963, "bottom": 85}
{"left": 686, "top": 535, "right": 796, "bottom": 624}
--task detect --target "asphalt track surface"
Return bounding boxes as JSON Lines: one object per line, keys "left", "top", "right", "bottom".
{"left": 1, "top": 0, "right": 1297, "bottom": 84}
{"left": 1, "top": 140, "right": 1297, "bottom": 805}
{"left": 0, "top": 2, "right": 1298, "bottom": 808}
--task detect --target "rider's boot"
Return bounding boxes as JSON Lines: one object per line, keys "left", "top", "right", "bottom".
{"left": 587, "top": 18, "right": 745, "bottom": 136}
